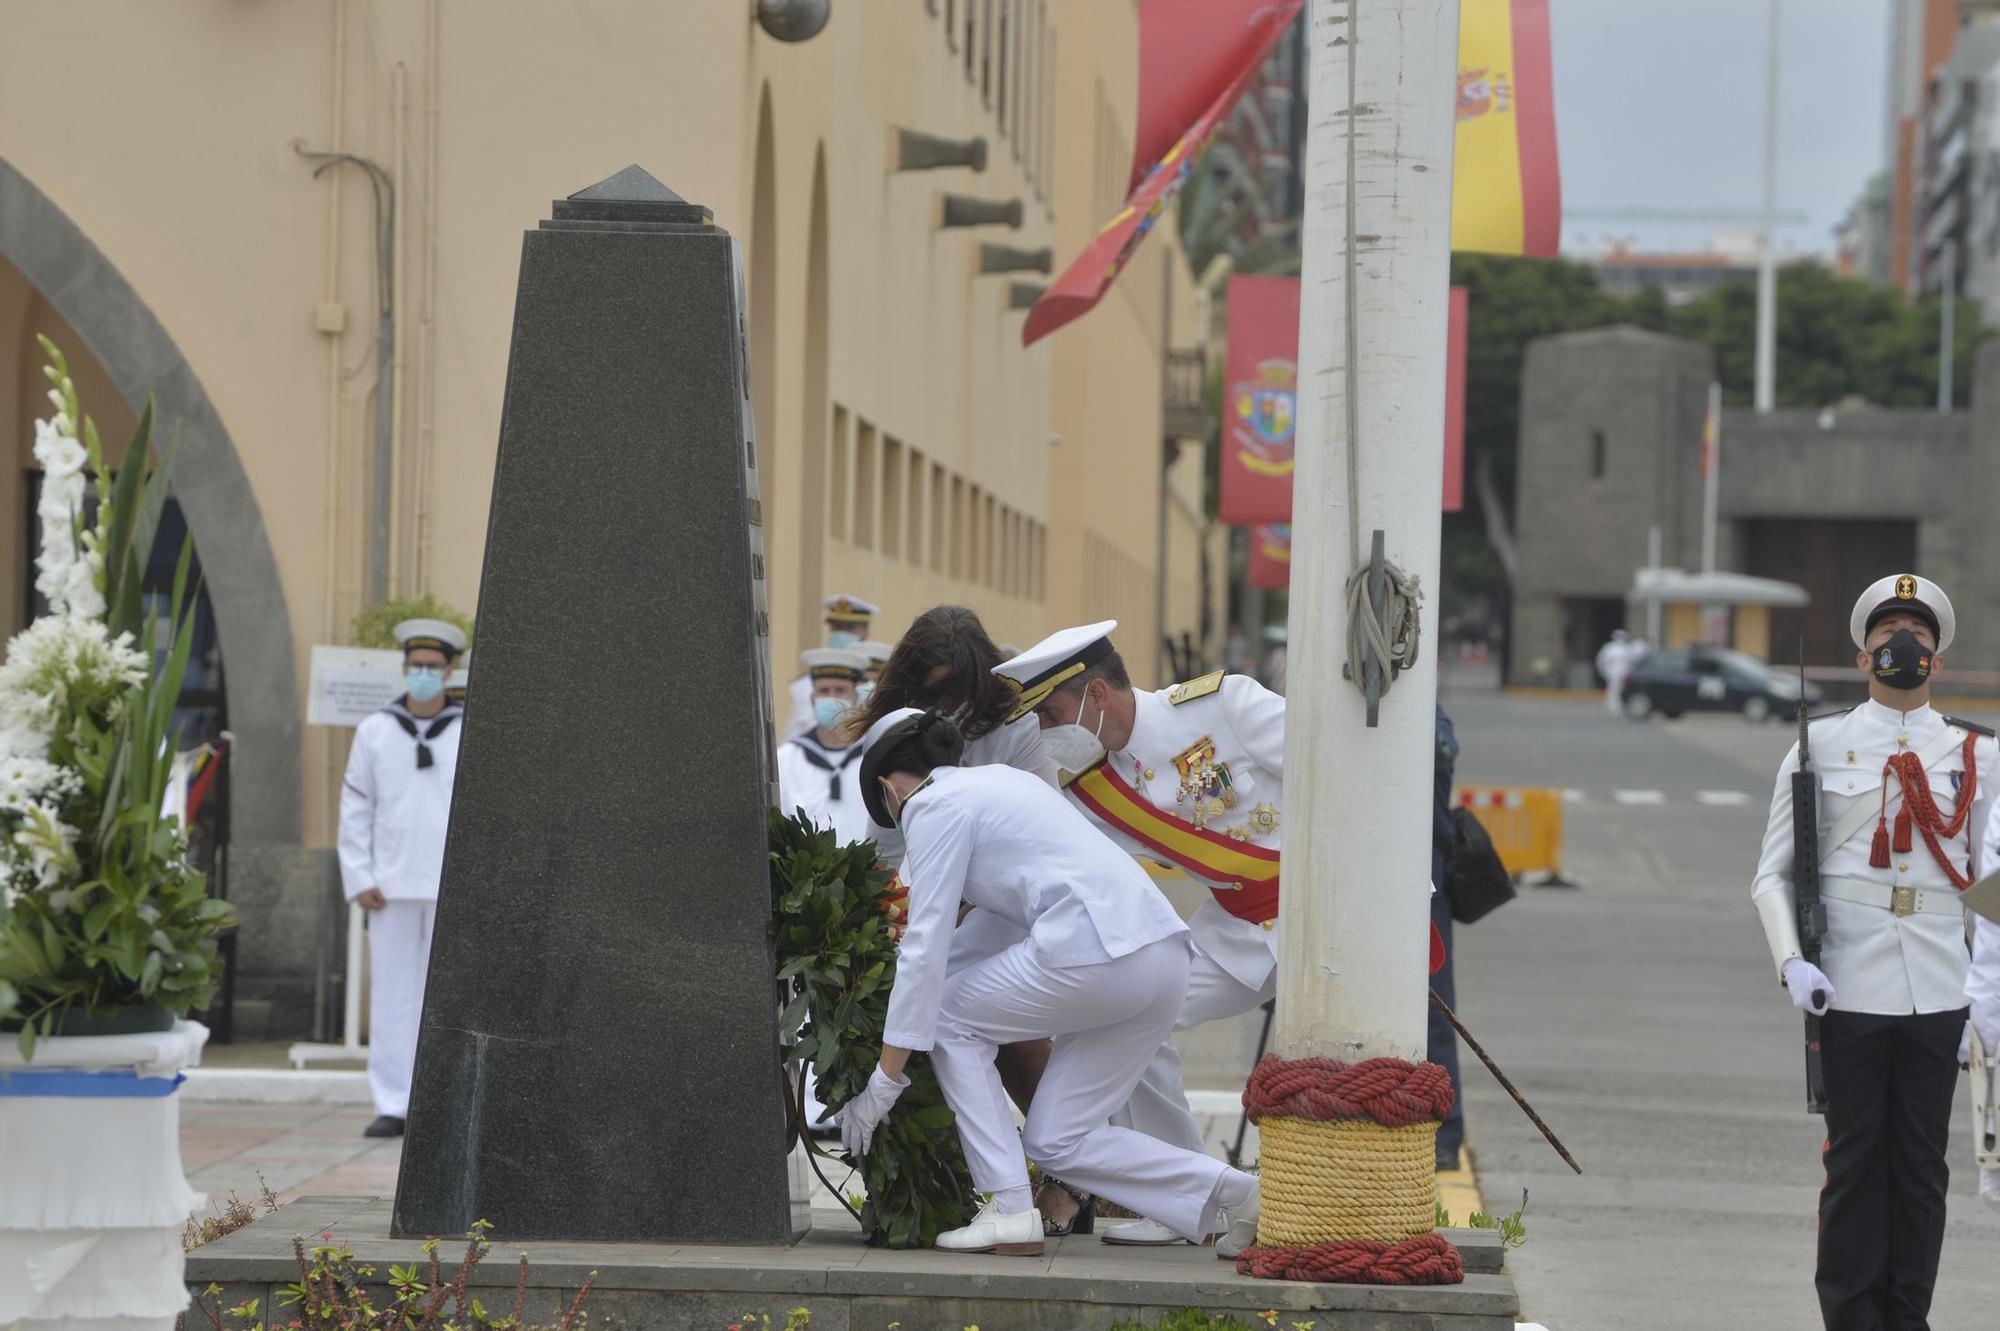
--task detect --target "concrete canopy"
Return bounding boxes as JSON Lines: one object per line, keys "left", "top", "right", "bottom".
{"left": 1631, "top": 567, "right": 1811, "bottom": 607}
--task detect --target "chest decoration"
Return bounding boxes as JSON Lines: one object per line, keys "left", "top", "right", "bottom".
{"left": 1172, "top": 736, "right": 1238, "bottom": 829}
{"left": 1870, "top": 734, "right": 1981, "bottom": 889}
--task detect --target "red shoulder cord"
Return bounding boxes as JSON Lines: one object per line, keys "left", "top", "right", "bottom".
{"left": 1870, "top": 733, "right": 1980, "bottom": 889}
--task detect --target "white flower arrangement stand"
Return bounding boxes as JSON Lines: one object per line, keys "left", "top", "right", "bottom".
{"left": 0, "top": 1020, "right": 208, "bottom": 1331}
{"left": 285, "top": 901, "right": 369, "bottom": 1068}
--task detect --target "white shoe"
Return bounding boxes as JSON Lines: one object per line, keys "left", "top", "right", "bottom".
{"left": 1100, "top": 1217, "right": 1195, "bottom": 1246}
{"left": 1213, "top": 1182, "right": 1260, "bottom": 1260}
{"left": 935, "top": 1200, "right": 1046, "bottom": 1256}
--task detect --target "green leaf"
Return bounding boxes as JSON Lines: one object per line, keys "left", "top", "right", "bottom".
{"left": 82, "top": 899, "right": 118, "bottom": 942}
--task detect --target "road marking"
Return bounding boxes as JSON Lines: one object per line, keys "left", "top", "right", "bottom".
{"left": 1562, "top": 788, "right": 1588, "bottom": 804}
{"left": 1613, "top": 789, "right": 1666, "bottom": 805}
{"left": 1696, "top": 790, "right": 1751, "bottom": 806}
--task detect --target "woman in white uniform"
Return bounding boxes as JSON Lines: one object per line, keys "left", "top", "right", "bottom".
{"left": 833, "top": 709, "right": 1260, "bottom": 1257}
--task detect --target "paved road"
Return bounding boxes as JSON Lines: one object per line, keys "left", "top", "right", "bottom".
{"left": 1439, "top": 687, "right": 2000, "bottom": 1330}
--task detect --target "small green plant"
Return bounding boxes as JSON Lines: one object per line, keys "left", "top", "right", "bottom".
{"left": 352, "top": 595, "right": 474, "bottom": 651}
{"left": 1466, "top": 1188, "right": 1530, "bottom": 1250}
{"left": 768, "top": 810, "right": 977, "bottom": 1249}
{"left": 724, "top": 1311, "right": 812, "bottom": 1331}
{"left": 179, "top": 1221, "right": 594, "bottom": 1331}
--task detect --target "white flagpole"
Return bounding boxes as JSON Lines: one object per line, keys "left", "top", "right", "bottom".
{"left": 1701, "top": 381, "right": 1722, "bottom": 574}
{"left": 1754, "top": 0, "right": 1781, "bottom": 414}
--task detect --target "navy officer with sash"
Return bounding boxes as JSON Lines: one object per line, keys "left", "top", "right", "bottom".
{"left": 993, "top": 621, "right": 1285, "bottom": 1246}
{"left": 1752, "top": 574, "right": 2000, "bottom": 1329}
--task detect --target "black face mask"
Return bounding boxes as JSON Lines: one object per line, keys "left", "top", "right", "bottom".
{"left": 1870, "top": 628, "right": 1933, "bottom": 691}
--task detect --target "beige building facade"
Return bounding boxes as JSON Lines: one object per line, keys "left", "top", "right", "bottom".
{"left": 0, "top": 0, "right": 1217, "bottom": 1035}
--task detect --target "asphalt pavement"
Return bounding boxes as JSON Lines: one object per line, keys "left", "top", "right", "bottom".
{"left": 1438, "top": 684, "right": 2000, "bottom": 1329}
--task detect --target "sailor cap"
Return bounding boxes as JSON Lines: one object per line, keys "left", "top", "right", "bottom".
{"left": 991, "top": 620, "right": 1119, "bottom": 722}
{"left": 394, "top": 618, "right": 467, "bottom": 660}
{"left": 821, "top": 594, "right": 879, "bottom": 625}
{"left": 1850, "top": 574, "right": 1954, "bottom": 654}
{"left": 859, "top": 707, "right": 927, "bottom": 828}
{"left": 801, "top": 647, "right": 868, "bottom": 681}
{"left": 856, "top": 639, "right": 895, "bottom": 666}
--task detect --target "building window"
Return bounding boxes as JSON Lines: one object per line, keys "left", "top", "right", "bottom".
{"left": 997, "top": 0, "right": 1011, "bottom": 130}
{"left": 981, "top": 0, "right": 994, "bottom": 104}
{"left": 950, "top": 476, "right": 967, "bottom": 578}
{"left": 1590, "top": 429, "right": 1607, "bottom": 480}
{"left": 854, "top": 418, "right": 877, "bottom": 549}
{"left": 907, "top": 448, "right": 926, "bottom": 564}
{"left": 1020, "top": 3, "right": 1036, "bottom": 172}
{"left": 830, "top": 405, "right": 849, "bottom": 540}
{"left": 964, "top": 0, "right": 976, "bottom": 79}
{"left": 930, "top": 463, "right": 948, "bottom": 572}
{"left": 983, "top": 492, "right": 998, "bottom": 587}
{"left": 882, "top": 435, "right": 905, "bottom": 559}
{"left": 945, "top": 0, "right": 956, "bottom": 49}
{"left": 1042, "top": 18, "right": 1056, "bottom": 212}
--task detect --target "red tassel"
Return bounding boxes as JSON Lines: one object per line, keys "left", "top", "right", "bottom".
{"left": 1871, "top": 819, "right": 1893, "bottom": 869}
{"left": 1893, "top": 808, "right": 1913, "bottom": 854}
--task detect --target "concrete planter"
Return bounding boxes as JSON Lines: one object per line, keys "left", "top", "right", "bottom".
{"left": 0, "top": 1021, "right": 208, "bottom": 1331}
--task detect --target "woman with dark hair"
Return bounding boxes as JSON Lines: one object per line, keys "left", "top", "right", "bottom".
{"left": 833, "top": 708, "right": 1260, "bottom": 1259}
{"left": 845, "top": 605, "right": 1055, "bottom": 786}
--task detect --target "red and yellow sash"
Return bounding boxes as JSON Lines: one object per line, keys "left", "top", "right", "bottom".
{"left": 1070, "top": 760, "right": 1280, "bottom": 925}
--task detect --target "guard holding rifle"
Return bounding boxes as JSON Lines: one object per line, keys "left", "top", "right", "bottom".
{"left": 1751, "top": 574, "right": 2000, "bottom": 1330}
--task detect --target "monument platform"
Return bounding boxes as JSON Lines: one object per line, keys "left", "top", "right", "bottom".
{"left": 187, "top": 1195, "right": 1520, "bottom": 1330}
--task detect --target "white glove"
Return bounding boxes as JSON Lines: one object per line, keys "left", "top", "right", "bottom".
{"left": 1972, "top": 996, "right": 2000, "bottom": 1061}
{"left": 1782, "top": 958, "right": 1835, "bottom": 1016}
{"left": 837, "top": 1065, "right": 908, "bottom": 1157}
{"left": 1982, "top": 1166, "right": 2000, "bottom": 1208}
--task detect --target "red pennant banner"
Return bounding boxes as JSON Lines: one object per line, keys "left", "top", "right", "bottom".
{"left": 1220, "top": 274, "right": 1300, "bottom": 525}
{"left": 1022, "top": 0, "right": 1302, "bottom": 347}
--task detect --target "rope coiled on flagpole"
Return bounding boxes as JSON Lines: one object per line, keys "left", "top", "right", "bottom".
{"left": 1236, "top": 1054, "right": 1464, "bottom": 1287}
{"left": 1344, "top": 556, "right": 1423, "bottom": 705}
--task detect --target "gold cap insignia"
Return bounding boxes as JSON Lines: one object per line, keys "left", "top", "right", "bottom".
{"left": 1896, "top": 575, "right": 1917, "bottom": 600}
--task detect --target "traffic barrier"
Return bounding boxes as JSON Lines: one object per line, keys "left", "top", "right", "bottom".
{"left": 1455, "top": 786, "right": 1568, "bottom": 885}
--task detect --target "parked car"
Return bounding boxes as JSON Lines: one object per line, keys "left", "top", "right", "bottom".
{"left": 1623, "top": 646, "right": 1822, "bottom": 722}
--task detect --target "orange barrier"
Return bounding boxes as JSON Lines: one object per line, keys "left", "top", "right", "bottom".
{"left": 1455, "top": 786, "right": 1567, "bottom": 884}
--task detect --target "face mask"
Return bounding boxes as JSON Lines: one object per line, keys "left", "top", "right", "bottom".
{"left": 827, "top": 630, "right": 860, "bottom": 650}
{"left": 855, "top": 682, "right": 876, "bottom": 707}
{"left": 1041, "top": 688, "right": 1108, "bottom": 775}
{"left": 813, "top": 697, "right": 850, "bottom": 730}
{"left": 406, "top": 667, "right": 445, "bottom": 703}
{"left": 878, "top": 778, "right": 905, "bottom": 829}
{"left": 1871, "top": 628, "right": 1933, "bottom": 692}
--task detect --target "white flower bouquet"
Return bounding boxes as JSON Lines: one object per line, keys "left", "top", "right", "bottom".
{"left": 0, "top": 339, "right": 236, "bottom": 1055}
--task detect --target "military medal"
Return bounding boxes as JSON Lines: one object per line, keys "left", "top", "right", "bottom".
{"left": 1249, "top": 803, "right": 1280, "bottom": 836}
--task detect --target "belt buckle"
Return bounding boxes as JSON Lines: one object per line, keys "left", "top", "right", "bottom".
{"left": 1892, "top": 886, "right": 1917, "bottom": 918}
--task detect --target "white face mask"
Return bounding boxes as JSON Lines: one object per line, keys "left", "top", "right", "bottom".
{"left": 1041, "top": 688, "right": 1107, "bottom": 776}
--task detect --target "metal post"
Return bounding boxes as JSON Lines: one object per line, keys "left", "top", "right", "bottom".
{"left": 1701, "top": 381, "right": 1722, "bottom": 574}
{"left": 1647, "top": 524, "right": 1664, "bottom": 644}
{"left": 1276, "top": 0, "right": 1457, "bottom": 1065}
{"left": 1754, "top": 0, "right": 1781, "bottom": 414}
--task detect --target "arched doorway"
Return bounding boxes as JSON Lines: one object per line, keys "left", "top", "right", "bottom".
{"left": 0, "top": 157, "right": 302, "bottom": 1034}
{"left": 750, "top": 84, "right": 779, "bottom": 591}
{"left": 794, "top": 145, "right": 830, "bottom": 654}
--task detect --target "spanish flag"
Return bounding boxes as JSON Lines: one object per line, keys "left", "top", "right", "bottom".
{"left": 1451, "top": 0, "right": 1562, "bottom": 258}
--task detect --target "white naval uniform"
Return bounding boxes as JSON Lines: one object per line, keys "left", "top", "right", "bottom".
{"left": 784, "top": 673, "right": 816, "bottom": 739}
{"left": 337, "top": 699, "right": 462, "bottom": 1118}
{"left": 888, "top": 764, "right": 1244, "bottom": 1240}
{"left": 1068, "top": 673, "right": 1286, "bottom": 1154}
{"left": 775, "top": 730, "right": 871, "bottom": 846}
{"left": 1968, "top": 906, "right": 2000, "bottom": 1203}
{"left": 1752, "top": 699, "right": 2000, "bottom": 1013}
{"left": 868, "top": 714, "right": 1058, "bottom": 872}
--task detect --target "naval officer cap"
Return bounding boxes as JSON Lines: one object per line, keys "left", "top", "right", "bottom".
{"left": 991, "top": 619, "right": 1119, "bottom": 722}
{"left": 801, "top": 647, "right": 868, "bottom": 681}
{"left": 859, "top": 707, "right": 927, "bottom": 829}
{"left": 1850, "top": 574, "right": 1955, "bottom": 654}
{"left": 856, "top": 639, "right": 895, "bottom": 666}
{"left": 821, "top": 594, "right": 879, "bottom": 627}
{"left": 394, "top": 618, "right": 467, "bottom": 660}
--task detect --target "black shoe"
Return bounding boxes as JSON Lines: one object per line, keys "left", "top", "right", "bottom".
{"left": 1435, "top": 1146, "right": 1461, "bottom": 1172}
{"left": 1038, "top": 1178, "right": 1096, "bottom": 1237}
{"left": 364, "top": 1115, "right": 407, "bottom": 1138}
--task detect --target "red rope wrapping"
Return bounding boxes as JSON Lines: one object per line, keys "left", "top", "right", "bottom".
{"left": 1236, "top": 1232, "right": 1464, "bottom": 1285}
{"left": 1241, "top": 1053, "right": 1455, "bottom": 1128}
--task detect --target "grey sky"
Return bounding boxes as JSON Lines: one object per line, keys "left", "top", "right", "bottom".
{"left": 1549, "top": 0, "right": 1891, "bottom": 258}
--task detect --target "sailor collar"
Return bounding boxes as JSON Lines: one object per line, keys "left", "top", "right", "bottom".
{"left": 1852, "top": 698, "right": 1938, "bottom": 731}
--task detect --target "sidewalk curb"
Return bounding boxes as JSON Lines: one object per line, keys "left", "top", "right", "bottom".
{"left": 182, "top": 1068, "right": 371, "bottom": 1104}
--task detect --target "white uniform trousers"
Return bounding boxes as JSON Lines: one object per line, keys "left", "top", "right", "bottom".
{"left": 1112, "top": 941, "right": 1277, "bottom": 1154}
{"left": 366, "top": 900, "right": 436, "bottom": 1118}
{"left": 927, "top": 934, "right": 1243, "bottom": 1241}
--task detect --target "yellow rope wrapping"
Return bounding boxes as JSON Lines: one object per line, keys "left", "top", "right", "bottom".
{"left": 1256, "top": 1116, "right": 1439, "bottom": 1246}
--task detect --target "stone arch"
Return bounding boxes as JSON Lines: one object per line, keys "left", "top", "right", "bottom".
{"left": 793, "top": 143, "right": 830, "bottom": 654}
{"left": 0, "top": 156, "right": 301, "bottom": 856}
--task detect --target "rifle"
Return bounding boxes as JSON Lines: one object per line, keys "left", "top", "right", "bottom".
{"left": 1794, "top": 641, "right": 1830, "bottom": 1115}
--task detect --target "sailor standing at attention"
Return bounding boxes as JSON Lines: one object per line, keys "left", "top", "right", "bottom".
{"left": 783, "top": 595, "right": 878, "bottom": 737}
{"left": 1752, "top": 574, "right": 2000, "bottom": 1330}
{"left": 775, "top": 647, "right": 872, "bottom": 846}
{"left": 337, "top": 618, "right": 469, "bottom": 1138}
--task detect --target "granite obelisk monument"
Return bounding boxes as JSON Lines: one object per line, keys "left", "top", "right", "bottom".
{"left": 393, "top": 167, "right": 803, "bottom": 1244}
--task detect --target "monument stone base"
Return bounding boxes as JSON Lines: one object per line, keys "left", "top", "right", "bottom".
{"left": 187, "top": 1196, "right": 1521, "bottom": 1330}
